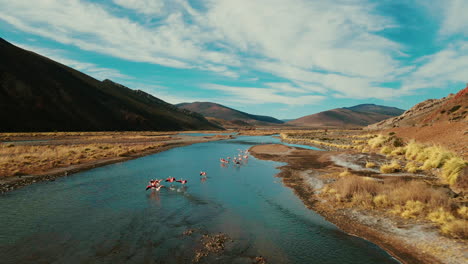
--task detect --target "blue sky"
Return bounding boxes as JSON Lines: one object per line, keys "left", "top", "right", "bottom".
{"left": 0, "top": 0, "right": 467, "bottom": 119}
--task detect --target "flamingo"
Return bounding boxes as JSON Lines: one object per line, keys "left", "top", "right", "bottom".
{"left": 146, "top": 184, "right": 165, "bottom": 191}
{"left": 165, "top": 177, "right": 176, "bottom": 183}
{"left": 176, "top": 179, "right": 188, "bottom": 184}
{"left": 200, "top": 171, "right": 207, "bottom": 176}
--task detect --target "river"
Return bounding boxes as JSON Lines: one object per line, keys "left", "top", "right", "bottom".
{"left": 0, "top": 136, "right": 398, "bottom": 263}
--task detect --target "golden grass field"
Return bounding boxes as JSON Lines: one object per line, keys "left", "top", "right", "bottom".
{"left": 280, "top": 130, "right": 467, "bottom": 239}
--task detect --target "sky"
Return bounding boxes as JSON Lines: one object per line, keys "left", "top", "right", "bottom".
{"left": 0, "top": 0, "right": 467, "bottom": 119}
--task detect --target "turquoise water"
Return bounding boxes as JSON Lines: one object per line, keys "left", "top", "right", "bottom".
{"left": 0, "top": 136, "right": 398, "bottom": 263}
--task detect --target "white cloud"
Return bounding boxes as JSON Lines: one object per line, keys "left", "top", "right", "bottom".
{"left": 113, "top": 0, "right": 165, "bottom": 16}
{"left": 13, "top": 42, "right": 132, "bottom": 81}
{"left": 402, "top": 42, "right": 468, "bottom": 91}
{"left": 439, "top": 0, "right": 468, "bottom": 37}
{"left": 204, "top": 84, "right": 325, "bottom": 105}
{"left": 3, "top": 0, "right": 465, "bottom": 103}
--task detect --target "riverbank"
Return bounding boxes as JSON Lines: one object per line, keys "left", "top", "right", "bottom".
{"left": 0, "top": 132, "right": 231, "bottom": 193}
{"left": 249, "top": 144, "right": 467, "bottom": 264}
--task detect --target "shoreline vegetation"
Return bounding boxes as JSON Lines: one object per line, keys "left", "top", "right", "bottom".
{"left": 1, "top": 129, "right": 466, "bottom": 264}
{"left": 251, "top": 129, "right": 467, "bottom": 264}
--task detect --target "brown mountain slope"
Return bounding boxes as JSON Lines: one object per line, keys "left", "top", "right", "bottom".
{"left": 287, "top": 104, "right": 404, "bottom": 128}
{"left": 0, "top": 38, "right": 221, "bottom": 132}
{"left": 366, "top": 86, "right": 468, "bottom": 158}
{"left": 367, "top": 86, "right": 468, "bottom": 130}
{"left": 177, "top": 102, "right": 283, "bottom": 125}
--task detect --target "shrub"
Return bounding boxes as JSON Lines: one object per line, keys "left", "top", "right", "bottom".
{"left": 368, "top": 135, "right": 388, "bottom": 149}
{"left": 380, "top": 146, "right": 393, "bottom": 155}
{"left": 373, "top": 194, "right": 390, "bottom": 208}
{"left": 427, "top": 208, "right": 455, "bottom": 225}
{"left": 441, "top": 157, "right": 467, "bottom": 185}
{"left": 405, "top": 140, "right": 425, "bottom": 160}
{"left": 365, "top": 161, "right": 376, "bottom": 168}
{"left": 440, "top": 220, "right": 468, "bottom": 239}
{"left": 351, "top": 192, "right": 374, "bottom": 208}
{"left": 420, "top": 146, "right": 455, "bottom": 170}
{"left": 397, "top": 200, "right": 425, "bottom": 219}
{"left": 457, "top": 206, "right": 468, "bottom": 220}
{"left": 380, "top": 160, "right": 401, "bottom": 173}
{"left": 390, "top": 147, "right": 406, "bottom": 156}
{"left": 405, "top": 161, "right": 419, "bottom": 173}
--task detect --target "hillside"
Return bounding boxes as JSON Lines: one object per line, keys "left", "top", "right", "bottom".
{"left": 0, "top": 38, "right": 220, "bottom": 132}
{"left": 367, "top": 87, "right": 468, "bottom": 130}
{"left": 177, "top": 102, "right": 284, "bottom": 125}
{"left": 366, "top": 86, "right": 468, "bottom": 158}
{"left": 287, "top": 104, "right": 405, "bottom": 127}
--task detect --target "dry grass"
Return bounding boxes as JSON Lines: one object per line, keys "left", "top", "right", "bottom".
{"left": 380, "top": 146, "right": 393, "bottom": 155}
{"left": 405, "top": 161, "right": 420, "bottom": 173}
{"left": 380, "top": 160, "right": 402, "bottom": 173}
{"left": 427, "top": 208, "right": 455, "bottom": 225}
{"left": 368, "top": 134, "right": 388, "bottom": 149}
{"left": 365, "top": 161, "right": 376, "bottom": 168}
{"left": 440, "top": 220, "right": 468, "bottom": 239}
{"left": 339, "top": 169, "right": 353, "bottom": 177}
{"left": 442, "top": 157, "right": 467, "bottom": 185}
{"left": 321, "top": 176, "right": 466, "bottom": 237}
{"left": 0, "top": 142, "right": 165, "bottom": 177}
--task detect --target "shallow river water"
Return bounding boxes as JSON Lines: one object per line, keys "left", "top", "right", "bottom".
{"left": 0, "top": 136, "right": 398, "bottom": 263}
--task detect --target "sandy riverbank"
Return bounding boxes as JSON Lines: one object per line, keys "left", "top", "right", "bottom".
{"left": 249, "top": 144, "right": 467, "bottom": 264}
{"left": 0, "top": 133, "right": 231, "bottom": 193}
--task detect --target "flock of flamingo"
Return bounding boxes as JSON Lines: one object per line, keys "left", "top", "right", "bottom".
{"left": 146, "top": 148, "right": 250, "bottom": 191}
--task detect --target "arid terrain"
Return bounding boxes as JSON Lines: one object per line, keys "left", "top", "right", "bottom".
{"left": 251, "top": 128, "right": 467, "bottom": 264}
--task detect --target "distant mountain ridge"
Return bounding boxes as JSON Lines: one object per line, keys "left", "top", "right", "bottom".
{"left": 177, "top": 102, "right": 284, "bottom": 125}
{"left": 287, "top": 104, "right": 405, "bottom": 127}
{"left": 0, "top": 38, "right": 221, "bottom": 132}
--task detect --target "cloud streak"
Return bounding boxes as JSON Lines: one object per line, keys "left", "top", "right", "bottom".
{"left": 0, "top": 0, "right": 467, "bottom": 106}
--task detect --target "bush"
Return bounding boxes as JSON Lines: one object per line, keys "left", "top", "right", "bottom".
{"left": 457, "top": 206, "right": 468, "bottom": 220}
{"left": 441, "top": 157, "right": 467, "bottom": 185}
{"left": 368, "top": 135, "right": 388, "bottom": 149}
{"left": 365, "top": 161, "right": 376, "bottom": 168}
{"left": 380, "top": 146, "right": 393, "bottom": 155}
{"left": 405, "top": 161, "right": 419, "bottom": 173}
{"left": 405, "top": 140, "right": 425, "bottom": 160}
{"left": 440, "top": 220, "right": 468, "bottom": 239}
{"left": 380, "top": 160, "right": 401, "bottom": 173}
{"left": 427, "top": 208, "right": 455, "bottom": 225}
{"left": 390, "top": 147, "right": 406, "bottom": 156}
{"left": 373, "top": 194, "right": 390, "bottom": 208}
{"left": 420, "top": 146, "right": 455, "bottom": 170}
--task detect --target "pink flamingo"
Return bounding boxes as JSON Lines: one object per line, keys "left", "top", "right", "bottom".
{"left": 165, "top": 177, "right": 176, "bottom": 183}
{"left": 176, "top": 179, "right": 188, "bottom": 184}
{"left": 200, "top": 171, "right": 207, "bottom": 176}
{"left": 146, "top": 184, "right": 165, "bottom": 191}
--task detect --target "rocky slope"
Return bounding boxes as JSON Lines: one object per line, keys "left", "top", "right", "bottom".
{"left": 367, "top": 86, "right": 468, "bottom": 130}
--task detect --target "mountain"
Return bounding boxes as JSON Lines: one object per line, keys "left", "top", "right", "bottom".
{"left": 0, "top": 38, "right": 221, "bottom": 132}
{"left": 367, "top": 86, "right": 468, "bottom": 130}
{"left": 287, "top": 104, "right": 405, "bottom": 128}
{"left": 176, "top": 102, "right": 284, "bottom": 125}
